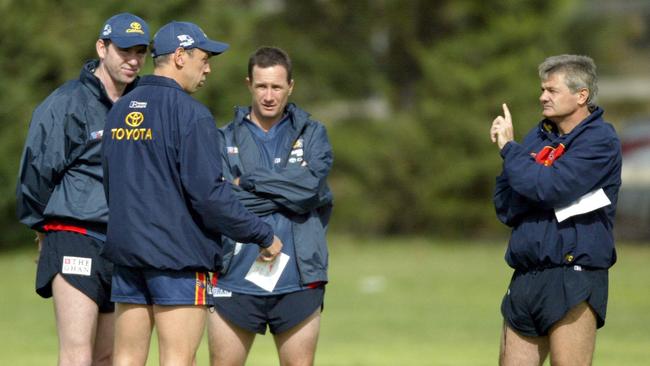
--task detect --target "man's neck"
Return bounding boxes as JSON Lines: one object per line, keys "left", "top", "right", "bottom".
{"left": 249, "top": 112, "right": 282, "bottom": 133}
{"left": 94, "top": 64, "right": 126, "bottom": 102}
{"left": 154, "top": 68, "right": 190, "bottom": 93}
{"left": 553, "top": 108, "right": 591, "bottom": 135}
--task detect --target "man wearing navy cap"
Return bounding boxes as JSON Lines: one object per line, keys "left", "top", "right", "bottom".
{"left": 16, "top": 12, "right": 149, "bottom": 366}
{"left": 102, "top": 21, "right": 283, "bottom": 365}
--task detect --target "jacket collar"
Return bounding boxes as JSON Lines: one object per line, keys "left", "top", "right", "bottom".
{"left": 230, "top": 103, "right": 311, "bottom": 171}
{"left": 80, "top": 59, "right": 140, "bottom": 107}
{"left": 137, "top": 74, "right": 186, "bottom": 91}
{"left": 537, "top": 106, "right": 604, "bottom": 141}
{"left": 232, "top": 103, "right": 310, "bottom": 131}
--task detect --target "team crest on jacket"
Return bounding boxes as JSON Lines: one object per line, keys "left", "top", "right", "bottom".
{"left": 531, "top": 143, "right": 566, "bottom": 166}
{"left": 288, "top": 138, "right": 304, "bottom": 165}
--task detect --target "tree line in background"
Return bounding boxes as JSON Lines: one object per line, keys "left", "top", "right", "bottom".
{"left": 0, "top": 0, "right": 640, "bottom": 247}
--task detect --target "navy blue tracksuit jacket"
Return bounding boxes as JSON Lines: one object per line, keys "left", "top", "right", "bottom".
{"left": 218, "top": 104, "right": 333, "bottom": 287}
{"left": 16, "top": 60, "right": 125, "bottom": 233}
{"left": 102, "top": 75, "right": 273, "bottom": 271}
{"left": 494, "top": 107, "right": 622, "bottom": 271}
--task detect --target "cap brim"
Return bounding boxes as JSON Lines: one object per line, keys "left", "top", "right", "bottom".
{"left": 198, "top": 40, "right": 230, "bottom": 55}
{"left": 109, "top": 36, "right": 150, "bottom": 49}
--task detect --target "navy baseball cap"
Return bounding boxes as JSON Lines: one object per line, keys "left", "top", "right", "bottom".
{"left": 151, "top": 21, "right": 229, "bottom": 57}
{"left": 99, "top": 13, "right": 150, "bottom": 48}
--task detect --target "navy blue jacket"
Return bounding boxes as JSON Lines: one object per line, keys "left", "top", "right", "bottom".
{"left": 219, "top": 104, "right": 333, "bottom": 284}
{"left": 101, "top": 75, "right": 274, "bottom": 271}
{"left": 16, "top": 60, "right": 129, "bottom": 233}
{"left": 494, "top": 107, "right": 622, "bottom": 270}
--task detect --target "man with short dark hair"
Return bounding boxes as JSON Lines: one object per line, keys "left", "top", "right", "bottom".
{"left": 16, "top": 13, "right": 150, "bottom": 366}
{"left": 102, "top": 23, "right": 282, "bottom": 365}
{"left": 208, "top": 46, "right": 333, "bottom": 366}
{"left": 491, "top": 54, "right": 622, "bottom": 365}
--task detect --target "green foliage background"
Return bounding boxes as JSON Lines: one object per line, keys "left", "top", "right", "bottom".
{"left": 0, "top": 0, "right": 646, "bottom": 246}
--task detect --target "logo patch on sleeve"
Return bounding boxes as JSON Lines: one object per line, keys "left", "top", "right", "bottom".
{"left": 90, "top": 130, "right": 104, "bottom": 140}
{"left": 61, "top": 256, "right": 92, "bottom": 276}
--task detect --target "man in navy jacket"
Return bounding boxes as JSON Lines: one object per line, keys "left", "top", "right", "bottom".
{"left": 16, "top": 13, "right": 149, "bottom": 366}
{"left": 207, "top": 47, "right": 333, "bottom": 366}
{"left": 491, "top": 55, "right": 621, "bottom": 366}
{"left": 102, "top": 23, "right": 282, "bottom": 365}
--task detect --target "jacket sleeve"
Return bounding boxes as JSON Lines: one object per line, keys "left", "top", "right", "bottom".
{"left": 238, "top": 123, "right": 333, "bottom": 215}
{"left": 231, "top": 186, "right": 283, "bottom": 216}
{"left": 16, "top": 99, "right": 85, "bottom": 229}
{"left": 180, "top": 117, "right": 274, "bottom": 247}
{"left": 500, "top": 128, "right": 620, "bottom": 207}
{"left": 493, "top": 171, "right": 540, "bottom": 227}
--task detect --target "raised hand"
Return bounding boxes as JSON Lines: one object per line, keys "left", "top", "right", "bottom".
{"left": 490, "top": 103, "right": 514, "bottom": 150}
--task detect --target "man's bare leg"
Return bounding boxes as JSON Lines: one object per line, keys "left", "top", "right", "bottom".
{"left": 548, "top": 302, "right": 597, "bottom": 366}
{"left": 207, "top": 310, "right": 256, "bottom": 366}
{"left": 113, "top": 303, "right": 154, "bottom": 366}
{"left": 273, "top": 309, "right": 321, "bottom": 366}
{"left": 52, "top": 275, "right": 100, "bottom": 366}
{"left": 499, "top": 321, "right": 549, "bottom": 366}
{"left": 155, "top": 305, "right": 206, "bottom": 366}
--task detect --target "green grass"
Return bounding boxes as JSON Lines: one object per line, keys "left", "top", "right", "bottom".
{"left": 1, "top": 236, "right": 649, "bottom": 365}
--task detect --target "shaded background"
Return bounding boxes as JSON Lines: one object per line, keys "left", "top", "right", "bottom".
{"left": 2, "top": 0, "right": 650, "bottom": 247}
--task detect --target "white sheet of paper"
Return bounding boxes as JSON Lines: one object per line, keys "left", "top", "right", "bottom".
{"left": 245, "top": 253, "right": 290, "bottom": 292}
{"left": 554, "top": 188, "right": 611, "bottom": 222}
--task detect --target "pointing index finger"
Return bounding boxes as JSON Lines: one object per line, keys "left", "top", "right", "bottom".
{"left": 502, "top": 103, "right": 511, "bottom": 122}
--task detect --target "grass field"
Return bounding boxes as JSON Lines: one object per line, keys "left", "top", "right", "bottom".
{"left": 1, "top": 236, "right": 649, "bottom": 365}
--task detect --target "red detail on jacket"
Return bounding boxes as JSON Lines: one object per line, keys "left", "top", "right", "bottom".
{"left": 532, "top": 144, "right": 566, "bottom": 166}
{"left": 42, "top": 222, "right": 88, "bottom": 236}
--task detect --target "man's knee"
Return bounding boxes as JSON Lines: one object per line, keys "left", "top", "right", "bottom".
{"left": 277, "top": 347, "right": 317, "bottom": 366}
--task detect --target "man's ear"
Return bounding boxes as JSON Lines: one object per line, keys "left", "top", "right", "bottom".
{"left": 96, "top": 39, "right": 108, "bottom": 60}
{"left": 173, "top": 47, "right": 185, "bottom": 68}
{"left": 577, "top": 88, "right": 590, "bottom": 106}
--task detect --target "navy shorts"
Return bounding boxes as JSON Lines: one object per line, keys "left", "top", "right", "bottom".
{"left": 211, "top": 286, "right": 325, "bottom": 335}
{"left": 36, "top": 231, "right": 114, "bottom": 313}
{"left": 111, "top": 265, "right": 210, "bottom": 306}
{"left": 501, "top": 265, "right": 608, "bottom": 337}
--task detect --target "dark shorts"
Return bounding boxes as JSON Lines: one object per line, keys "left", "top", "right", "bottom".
{"left": 211, "top": 286, "right": 325, "bottom": 335}
{"left": 501, "top": 265, "right": 608, "bottom": 337}
{"left": 36, "top": 231, "right": 114, "bottom": 313}
{"left": 111, "top": 265, "right": 210, "bottom": 306}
